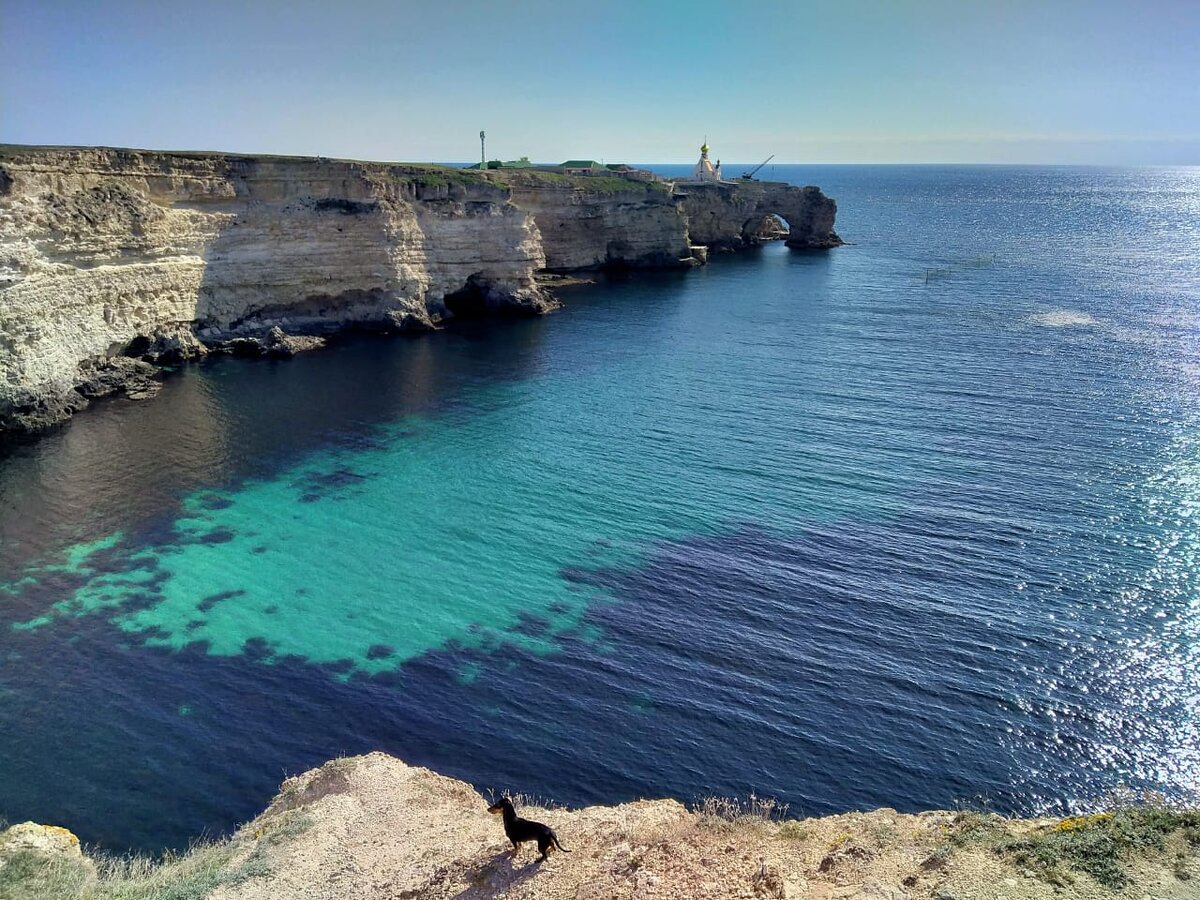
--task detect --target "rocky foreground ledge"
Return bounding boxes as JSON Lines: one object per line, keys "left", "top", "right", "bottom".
{"left": 1, "top": 753, "right": 1196, "bottom": 899}
{"left": 0, "top": 146, "right": 840, "bottom": 437}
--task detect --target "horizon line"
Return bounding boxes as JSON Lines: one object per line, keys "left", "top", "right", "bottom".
{"left": 3, "top": 143, "right": 1198, "bottom": 169}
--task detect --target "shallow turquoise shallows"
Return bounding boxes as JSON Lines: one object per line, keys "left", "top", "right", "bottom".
{"left": 1, "top": 165, "right": 1198, "bottom": 853}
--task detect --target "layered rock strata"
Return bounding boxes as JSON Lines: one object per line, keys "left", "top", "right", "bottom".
{"left": 0, "top": 147, "right": 841, "bottom": 435}
{"left": 675, "top": 179, "right": 842, "bottom": 251}
{"left": 488, "top": 171, "right": 692, "bottom": 271}
{"left": 0, "top": 147, "right": 551, "bottom": 433}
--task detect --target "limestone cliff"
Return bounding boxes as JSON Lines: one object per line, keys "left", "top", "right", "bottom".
{"left": 0, "top": 147, "right": 551, "bottom": 433}
{"left": 676, "top": 180, "right": 842, "bottom": 251}
{"left": 2, "top": 754, "right": 1195, "bottom": 899}
{"left": 487, "top": 171, "right": 691, "bottom": 271}
{"left": 0, "top": 147, "right": 842, "bottom": 436}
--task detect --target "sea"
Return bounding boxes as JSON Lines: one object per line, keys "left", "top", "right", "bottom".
{"left": 1, "top": 165, "right": 1197, "bottom": 854}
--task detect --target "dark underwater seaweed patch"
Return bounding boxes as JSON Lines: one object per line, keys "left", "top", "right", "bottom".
{"left": 2, "top": 508, "right": 1190, "bottom": 861}
{"left": 366, "top": 644, "right": 396, "bottom": 660}
{"left": 195, "top": 526, "right": 236, "bottom": 545}
{"left": 294, "top": 468, "right": 372, "bottom": 503}
{"left": 195, "top": 494, "right": 234, "bottom": 511}
{"left": 121, "top": 591, "right": 166, "bottom": 613}
{"left": 197, "top": 589, "right": 247, "bottom": 613}
{"left": 241, "top": 637, "right": 274, "bottom": 661}
{"left": 130, "top": 624, "right": 172, "bottom": 642}
{"left": 0, "top": 539, "right": 154, "bottom": 627}
{"left": 511, "top": 612, "right": 550, "bottom": 637}
{"left": 559, "top": 567, "right": 593, "bottom": 585}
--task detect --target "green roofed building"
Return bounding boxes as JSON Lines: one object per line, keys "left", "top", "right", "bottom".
{"left": 559, "top": 160, "right": 607, "bottom": 174}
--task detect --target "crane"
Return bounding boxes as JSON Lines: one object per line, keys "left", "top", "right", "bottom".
{"left": 740, "top": 154, "right": 775, "bottom": 181}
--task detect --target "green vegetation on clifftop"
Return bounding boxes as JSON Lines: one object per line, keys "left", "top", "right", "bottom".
{"left": 946, "top": 800, "right": 1200, "bottom": 888}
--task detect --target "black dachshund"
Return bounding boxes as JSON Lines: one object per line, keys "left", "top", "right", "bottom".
{"left": 487, "top": 796, "right": 571, "bottom": 862}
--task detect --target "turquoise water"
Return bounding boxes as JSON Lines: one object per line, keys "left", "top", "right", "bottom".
{"left": 1, "top": 165, "right": 1198, "bottom": 852}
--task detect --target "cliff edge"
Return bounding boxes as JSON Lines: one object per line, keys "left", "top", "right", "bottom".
{"left": 2, "top": 753, "right": 1196, "bottom": 899}
{"left": 0, "top": 147, "right": 552, "bottom": 434}
{"left": 0, "top": 147, "right": 842, "bottom": 437}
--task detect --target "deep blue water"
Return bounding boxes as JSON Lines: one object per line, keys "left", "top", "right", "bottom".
{"left": 1, "top": 165, "right": 1198, "bottom": 854}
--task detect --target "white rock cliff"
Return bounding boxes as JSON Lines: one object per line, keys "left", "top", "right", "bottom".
{"left": 0, "top": 147, "right": 841, "bottom": 435}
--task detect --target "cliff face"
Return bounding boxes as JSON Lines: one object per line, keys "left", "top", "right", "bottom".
{"left": 676, "top": 180, "right": 842, "bottom": 250}
{"left": 0, "top": 147, "right": 842, "bottom": 436}
{"left": 488, "top": 171, "right": 692, "bottom": 271}
{"left": 0, "top": 147, "right": 551, "bottom": 432}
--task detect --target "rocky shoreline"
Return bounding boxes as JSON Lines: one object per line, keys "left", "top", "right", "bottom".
{"left": 1, "top": 753, "right": 1195, "bottom": 899}
{"left": 0, "top": 146, "right": 841, "bottom": 438}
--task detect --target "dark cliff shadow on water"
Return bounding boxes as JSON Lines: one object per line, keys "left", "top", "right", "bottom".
{"left": 0, "top": 315, "right": 554, "bottom": 584}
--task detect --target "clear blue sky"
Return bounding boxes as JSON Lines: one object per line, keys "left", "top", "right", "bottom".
{"left": 3, "top": 0, "right": 1198, "bottom": 164}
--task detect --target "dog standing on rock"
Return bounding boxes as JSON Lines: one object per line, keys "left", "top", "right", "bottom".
{"left": 487, "top": 796, "right": 571, "bottom": 862}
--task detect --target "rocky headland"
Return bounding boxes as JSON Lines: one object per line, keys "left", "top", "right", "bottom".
{"left": 0, "top": 146, "right": 841, "bottom": 436}
{"left": 1, "top": 753, "right": 1195, "bottom": 900}
{"left": 674, "top": 180, "right": 842, "bottom": 252}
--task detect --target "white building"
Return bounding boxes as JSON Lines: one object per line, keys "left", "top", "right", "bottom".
{"left": 680, "top": 140, "right": 724, "bottom": 184}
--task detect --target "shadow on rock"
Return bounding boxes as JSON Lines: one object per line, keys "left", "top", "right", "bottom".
{"left": 451, "top": 850, "right": 545, "bottom": 899}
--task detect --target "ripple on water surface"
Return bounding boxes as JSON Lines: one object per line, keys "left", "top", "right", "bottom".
{"left": 1, "top": 165, "right": 1198, "bottom": 853}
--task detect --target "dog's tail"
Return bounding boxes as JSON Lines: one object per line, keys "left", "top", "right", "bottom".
{"left": 552, "top": 833, "right": 571, "bottom": 853}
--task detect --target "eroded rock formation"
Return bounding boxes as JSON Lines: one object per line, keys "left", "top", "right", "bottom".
{"left": 489, "top": 171, "right": 691, "bottom": 271}
{"left": 0, "top": 147, "right": 841, "bottom": 435}
{"left": 675, "top": 180, "right": 842, "bottom": 251}
{"left": 0, "top": 148, "right": 554, "bottom": 433}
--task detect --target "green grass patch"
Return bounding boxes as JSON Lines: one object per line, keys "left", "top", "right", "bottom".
{"left": 511, "top": 170, "right": 573, "bottom": 186}
{"left": 0, "top": 842, "right": 241, "bottom": 900}
{"left": 504, "top": 170, "right": 669, "bottom": 194}
{"left": 946, "top": 801, "right": 1200, "bottom": 889}
{"left": 582, "top": 176, "right": 669, "bottom": 194}
{"left": 394, "top": 164, "right": 489, "bottom": 190}
{"left": 0, "top": 814, "right": 315, "bottom": 899}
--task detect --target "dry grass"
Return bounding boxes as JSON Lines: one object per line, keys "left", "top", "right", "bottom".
{"left": 0, "top": 840, "right": 239, "bottom": 900}
{"left": 695, "top": 793, "right": 791, "bottom": 834}
{"left": 481, "top": 788, "right": 564, "bottom": 811}
{"left": 0, "top": 812, "right": 314, "bottom": 899}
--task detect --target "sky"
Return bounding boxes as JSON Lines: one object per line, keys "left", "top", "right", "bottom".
{"left": 2, "top": 0, "right": 1198, "bottom": 165}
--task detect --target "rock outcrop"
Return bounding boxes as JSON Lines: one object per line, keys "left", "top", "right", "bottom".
{"left": 0, "top": 821, "right": 95, "bottom": 884}
{"left": 675, "top": 180, "right": 842, "bottom": 251}
{"left": 0, "top": 147, "right": 842, "bottom": 436}
{"left": 3, "top": 753, "right": 1195, "bottom": 900}
{"left": 488, "top": 171, "right": 691, "bottom": 271}
{"left": 0, "top": 147, "right": 551, "bottom": 434}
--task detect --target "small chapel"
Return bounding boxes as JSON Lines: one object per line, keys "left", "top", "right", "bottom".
{"left": 682, "top": 139, "right": 724, "bottom": 183}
